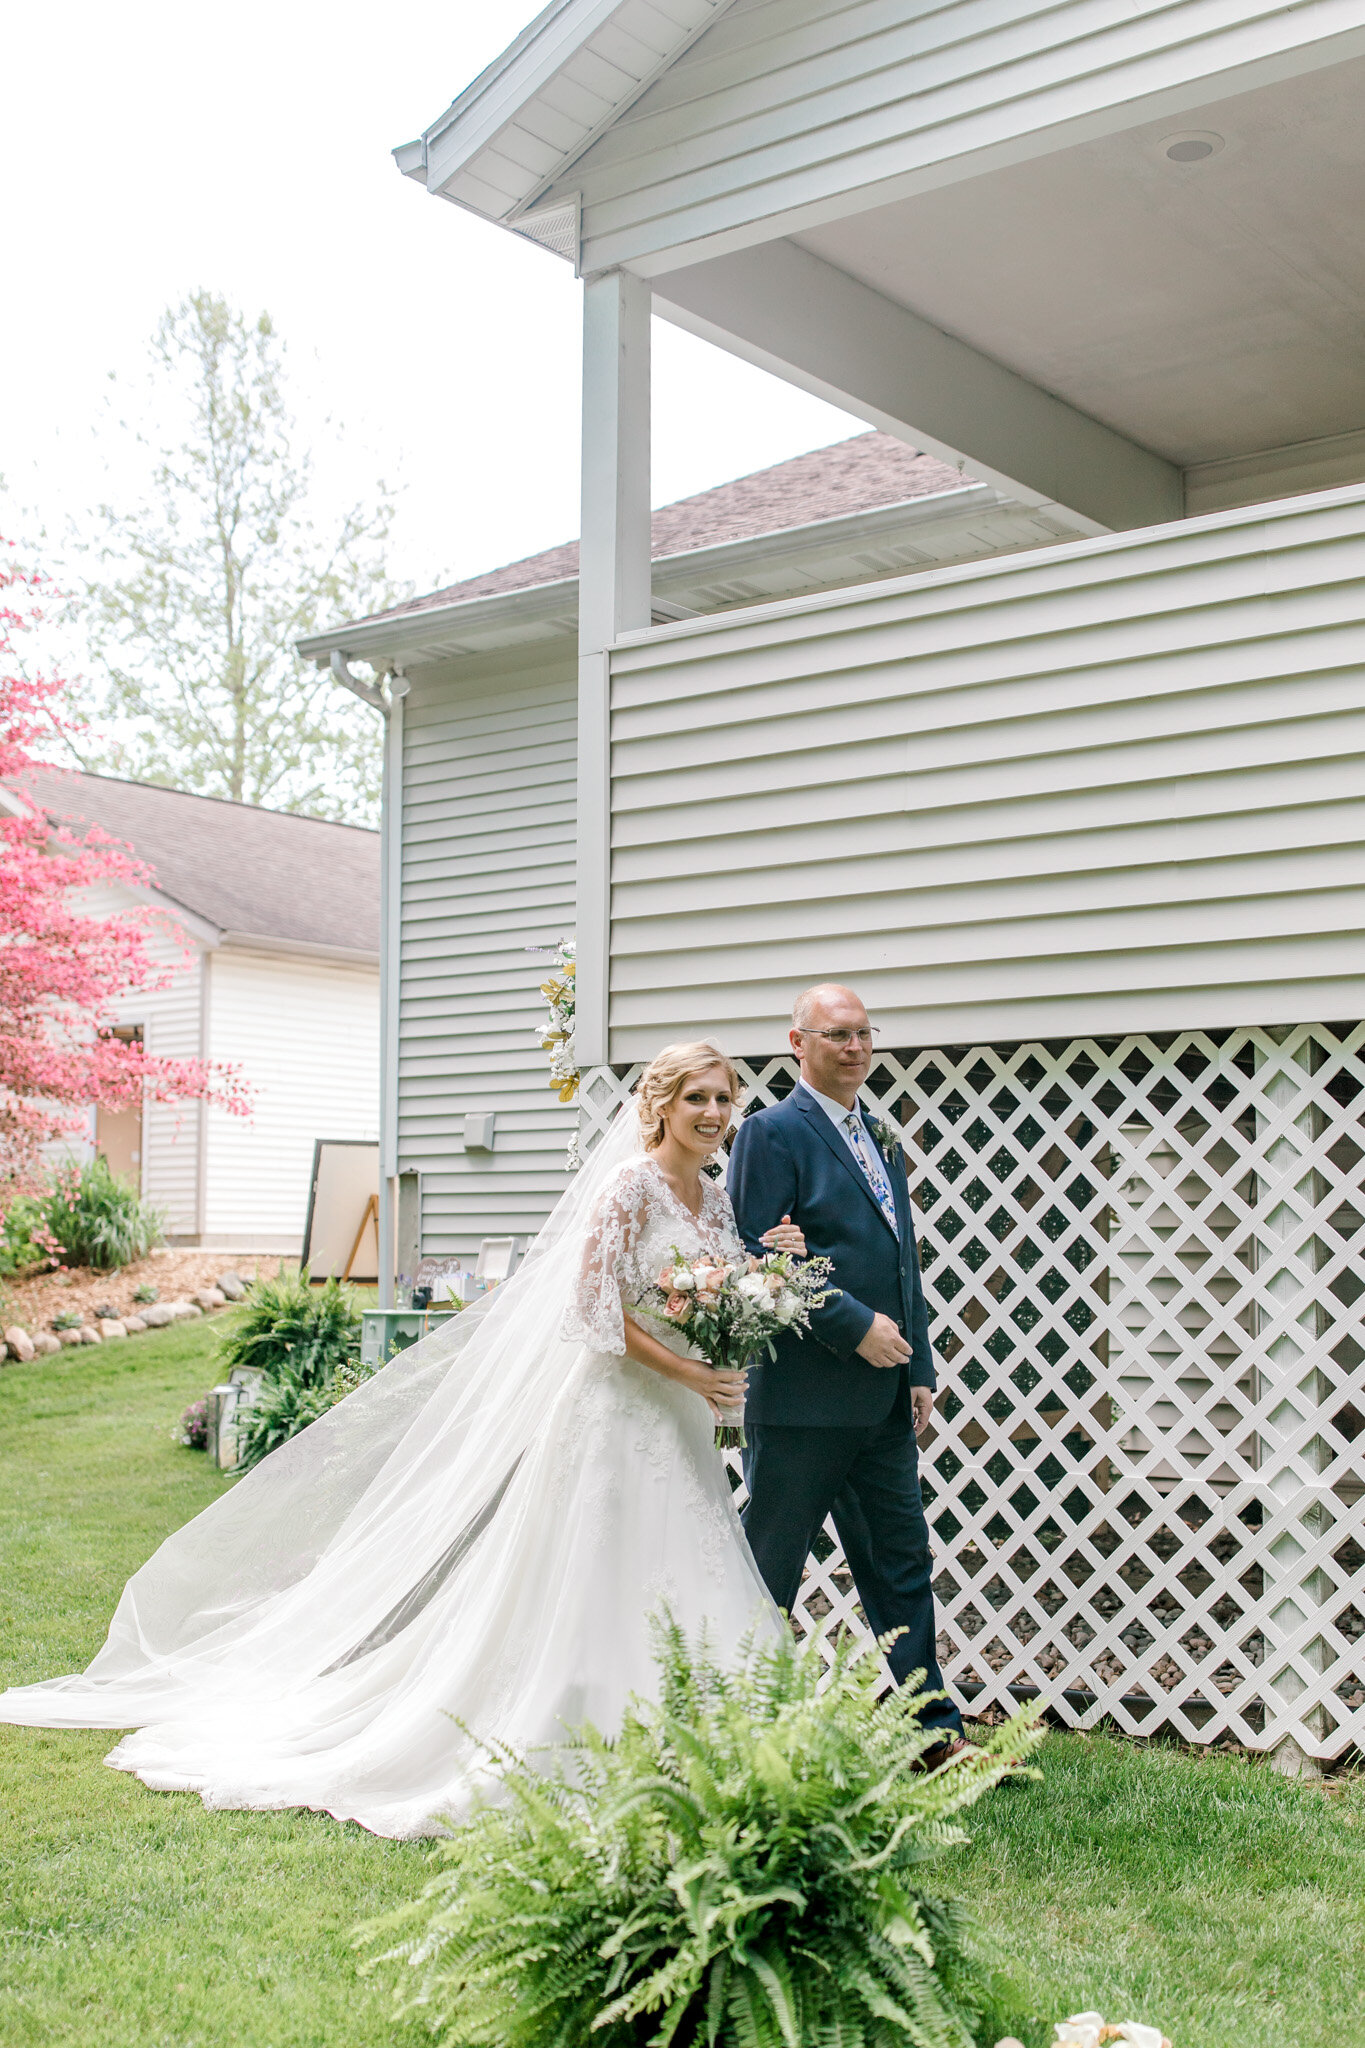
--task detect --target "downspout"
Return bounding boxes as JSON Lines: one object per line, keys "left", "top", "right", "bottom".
{"left": 330, "top": 651, "right": 408, "bottom": 1309}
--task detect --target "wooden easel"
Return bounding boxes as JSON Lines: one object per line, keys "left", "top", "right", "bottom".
{"left": 342, "top": 1192, "right": 380, "bottom": 1281}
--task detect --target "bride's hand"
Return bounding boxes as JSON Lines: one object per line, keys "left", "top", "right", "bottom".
{"left": 761, "top": 1214, "right": 807, "bottom": 1257}
{"left": 685, "top": 1362, "right": 747, "bottom": 1422}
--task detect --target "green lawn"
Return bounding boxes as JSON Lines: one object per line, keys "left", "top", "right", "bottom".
{"left": 3, "top": 1325, "right": 1363, "bottom": 2048}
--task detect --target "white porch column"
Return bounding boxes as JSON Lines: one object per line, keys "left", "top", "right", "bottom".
{"left": 576, "top": 269, "right": 651, "bottom": 1068}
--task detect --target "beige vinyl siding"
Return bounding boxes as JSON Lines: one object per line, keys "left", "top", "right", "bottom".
{"left": 202, "top": 949, "right": 380, "bottom": 1247}
{"left": 399, "top": 644, "right": 578, "bottom": 1259}
{"left": 548, "top": 0, "right": 1363, "bottom": 272}
{"left": 606, "top": 481, "right": 1365, "bottom": 1059}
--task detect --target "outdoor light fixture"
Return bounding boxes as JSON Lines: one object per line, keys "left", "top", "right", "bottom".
{"left": 1159, "top": 130, "right": 1225, "bottom": 162}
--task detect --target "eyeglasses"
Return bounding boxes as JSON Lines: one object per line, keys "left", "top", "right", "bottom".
{"left": 798, "top": 1027, "right": 880, "bottom": 1048}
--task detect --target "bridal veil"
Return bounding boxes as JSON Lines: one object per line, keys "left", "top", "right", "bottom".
{"left": 0, "top": 1106, "right": 650, "bottom": 1731}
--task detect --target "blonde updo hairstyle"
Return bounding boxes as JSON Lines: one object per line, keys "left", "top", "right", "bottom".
{"left": 636, "top": 1041, "right": 745, "bottom": 1152}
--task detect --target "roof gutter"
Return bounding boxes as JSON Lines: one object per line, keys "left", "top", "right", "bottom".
{"left": 296, "top": 480, "right": 1000, "bottom": 673}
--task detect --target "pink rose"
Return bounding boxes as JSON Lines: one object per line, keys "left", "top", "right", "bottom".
{"left": 659, "top": 1265, "right": 677, "bottom": 1290}
{"left": 665, "top": 1292, "right": 690, "bottom": 1318}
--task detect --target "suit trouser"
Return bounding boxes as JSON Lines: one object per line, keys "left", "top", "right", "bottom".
{"left": 741, "top": 1414, "right": 963, "bottom": 1737}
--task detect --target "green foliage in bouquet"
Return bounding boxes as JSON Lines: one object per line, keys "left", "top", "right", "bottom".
{"left": 218, "top": 1272, "right": 360, "bottom": 1385}
{"left": 41, "top": 1156, "right": 164, "bottom": 1270}
{"left": 360, "top": 1618, "right": 1042, "bottom": 2048}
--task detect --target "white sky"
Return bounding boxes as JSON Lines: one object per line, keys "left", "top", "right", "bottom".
{"left": 2, "top": 0, "right": 862, "bottom": 604}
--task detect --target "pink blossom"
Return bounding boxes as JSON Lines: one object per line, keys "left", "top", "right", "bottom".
{"left": 0, "top": 538, "right": 250, "bottom": 1200}
{"left": 665, "top": 1292, "right": 689, "bottom": 1318}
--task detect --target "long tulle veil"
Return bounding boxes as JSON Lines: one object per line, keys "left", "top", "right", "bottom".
{"left": 0, "top": 1106, "right": 648, "bottom": 1728}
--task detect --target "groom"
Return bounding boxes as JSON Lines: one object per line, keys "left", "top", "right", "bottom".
{"left": 727, "top": 983, "right": 964, "bottom": 1749}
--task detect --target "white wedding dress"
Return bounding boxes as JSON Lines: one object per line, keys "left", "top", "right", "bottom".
{"left": 0, "top": 1127, "right": 779, "bottom": 1839}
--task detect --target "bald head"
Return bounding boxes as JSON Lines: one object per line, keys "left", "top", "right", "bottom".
{"left": 789, "top": 984, "right": 873, "bottom": 1106}
{"left": 792, "top": 983, "right": 866, "bottom": 1030}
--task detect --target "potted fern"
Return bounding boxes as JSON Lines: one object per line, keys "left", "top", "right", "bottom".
{"left": 362, "top": 1618, "right": 1041, "bottom": 2047}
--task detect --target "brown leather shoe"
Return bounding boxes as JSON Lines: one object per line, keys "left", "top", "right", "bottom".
{"left": 913, "top": 1734, "right": 974, "bottom": 1772}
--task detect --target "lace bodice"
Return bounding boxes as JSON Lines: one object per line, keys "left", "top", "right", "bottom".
{"left": 562, "top": 1155, "right": 745, "bottom": 1355}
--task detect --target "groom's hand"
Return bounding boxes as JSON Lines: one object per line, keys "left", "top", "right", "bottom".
{"left": 856, "top": 1313, "right": 912, "bottom": 1370}
{"left": 911, "top": 1387, "right": 934, "bottom": 1436}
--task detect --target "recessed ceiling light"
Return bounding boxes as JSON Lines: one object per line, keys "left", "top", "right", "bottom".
{"left": 1160, "top": 130, "right": 1225, "bottom": 163}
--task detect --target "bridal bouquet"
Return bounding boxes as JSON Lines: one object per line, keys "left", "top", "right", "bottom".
{"left": 646, "top": 1247, "right": 832, "bottom": 1449}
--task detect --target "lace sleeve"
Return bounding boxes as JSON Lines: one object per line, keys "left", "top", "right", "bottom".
{"left": 561, "top": 1160, "right": 653, "bottom": 1353}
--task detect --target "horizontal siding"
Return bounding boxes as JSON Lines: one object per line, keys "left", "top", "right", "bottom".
{"left": 606, "top": 482, "right": 1365, "bottom": 1058}
{"left": 398, "top": 645, "right": 579, "bottom": 1259}
{"left": 61, "top": 882, "right": 206, "bottom": 1237}
{"left": 203, "top": 951, "right": 380, "bottom": 1244}
{"left": 547, "top": 0, "right": 1364, "bottom": 272}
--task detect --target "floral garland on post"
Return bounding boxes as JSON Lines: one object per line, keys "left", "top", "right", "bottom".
{"left": 535, "top": 936, "right": 581, "bottom": 1169}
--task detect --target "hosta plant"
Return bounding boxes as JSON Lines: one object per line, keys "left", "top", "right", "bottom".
{"left": 361, "top": 1617, "right": 1042, "bottom": 2048}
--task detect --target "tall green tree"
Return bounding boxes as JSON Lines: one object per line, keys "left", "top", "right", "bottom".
{"left": 80, "top": 292, "right": 405, "bottom": 821}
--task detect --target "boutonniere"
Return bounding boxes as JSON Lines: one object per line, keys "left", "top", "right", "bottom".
{"left": 866, "top": 1113, "right": 904, "bottom": 1163}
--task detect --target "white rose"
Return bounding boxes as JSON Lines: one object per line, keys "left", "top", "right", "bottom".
{"left": 737, "top": 1272, "right": 767, "bottom": 1300}
{"left": 672, "top": 1268, "right": 696, "bottom": 1291}
{"left": 774, "top": 1292, "right": 800, "bottom": 1324}
{"left": 1054, "top": 2019, "right": 1103, "bottom": 2048}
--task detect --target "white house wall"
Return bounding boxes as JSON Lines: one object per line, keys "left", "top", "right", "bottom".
{"left": 58, "top": 880, "right": 207, "bottom": 1238}
{"left": 399, "top": 644, "right": 579, "bottom": 1259}
{"left": 544, "top": 0, "right": 1365, "bottom": 274}
{"left": 606, "top": 481, "right": 1365, "bottom": 1060}
{"left": 544, "top": 0, "right": 1365, "bottom": 276}
{"left": 202, "top": 949, "right": 380, "bottom": 1247}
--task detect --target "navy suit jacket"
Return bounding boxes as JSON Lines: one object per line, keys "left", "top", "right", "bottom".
{"left": 726, "top": 1084, "right": 934, "bottom": 1429}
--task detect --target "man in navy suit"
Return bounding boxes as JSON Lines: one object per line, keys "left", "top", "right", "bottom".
{"left": 727, "top": 982, "right": 964, "bottom": 1747}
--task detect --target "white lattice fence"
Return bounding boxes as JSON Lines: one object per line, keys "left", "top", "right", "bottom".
{"left": 580, "top": 1025, "right": 1365, "bottom": 1760}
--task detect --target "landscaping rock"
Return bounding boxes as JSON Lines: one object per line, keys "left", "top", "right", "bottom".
{"left": 169, "top": 1299, "right": 202, "bottom": 1321}
{"left": 193, "top": 1287, "right": 227, "bottom": 1311}
{"left": 4, "top": 1326, "right": 35, "bottom": 1362}
{"left": 140, "top": 1303, "right": 176, "bottom": 1328}
{"left": 58, "top": 1328, "right": 84, "bottom": 1348}
{"left": 99, "top": 1320, "right": 128, "bottom": 1339}
{"left": 79, "top": 1326, "right": 102, "bottom": 1344}
{"left": 123, "top": 1315, "right": 147, "bottom": 1334}
{"left": 31, "top": 1333, "right": 61, "bottom": 1356}
{"left": 215, "top": 1271, "right": 247, "bottom": 1300}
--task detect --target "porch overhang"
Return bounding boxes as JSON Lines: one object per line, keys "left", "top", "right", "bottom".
{"left": 398, "top": 4, "right": 1365, "bottom": 532}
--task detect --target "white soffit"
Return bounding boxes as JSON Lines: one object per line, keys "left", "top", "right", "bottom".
{"left": 395, "top": 0, "right": 735, "bottom": 253}
{"left": 793, "top": 56, "right": 1365, "bottom": 470}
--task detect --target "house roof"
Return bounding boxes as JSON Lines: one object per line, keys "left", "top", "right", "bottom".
{"left": 361, "top": 431, "right": 968, "bottom": 625}
{"left": 396, "top": 0, "right": 734, "bottom": 252}
{"left": 15, "top": 768, "right": 381, "bottom": 962}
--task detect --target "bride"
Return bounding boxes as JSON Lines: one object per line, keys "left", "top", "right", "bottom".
{"left": 0, "top": 1043, "right": 802, "bottom": 1839}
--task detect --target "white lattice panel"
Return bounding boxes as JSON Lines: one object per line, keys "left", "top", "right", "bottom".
{"left": 581, "top": 1026, "right": 1365, "bottom": 1759}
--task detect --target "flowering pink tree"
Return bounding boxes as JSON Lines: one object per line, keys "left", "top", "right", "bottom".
{"left": 1, "top": 539, "right": 248, "bottom": 1198}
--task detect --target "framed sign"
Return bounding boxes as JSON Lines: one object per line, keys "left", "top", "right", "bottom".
{"left": 301, "top": 1140, "right": 381, "bottom": 1281}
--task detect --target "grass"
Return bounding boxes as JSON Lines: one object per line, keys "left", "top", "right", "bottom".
{"left": 0, "top": 1316, "right": 427, "bottom": 2048}
{"left": 3, "top": 1324, "right": 1364, "bottom": 2047}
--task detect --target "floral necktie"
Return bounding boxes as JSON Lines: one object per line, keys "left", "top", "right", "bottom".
{"left": 845, "top": 1113, "right": 900, "bottom": 1239}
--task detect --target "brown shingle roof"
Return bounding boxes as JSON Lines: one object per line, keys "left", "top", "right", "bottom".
{"left": 17, "top": 768, "right": 380, "bottom": 958}
{"left": 366, "top": 432, "right": 969, "bottom": 623}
